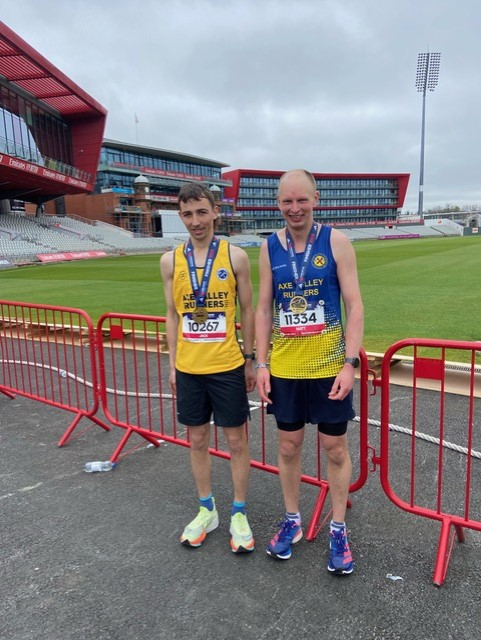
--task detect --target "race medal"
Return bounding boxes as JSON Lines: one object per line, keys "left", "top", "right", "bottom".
{"left": 185, "top": 236, "right": 220, "bottom": 321}
{"left": 285, "top": 223, "right": 318, "bottom": 314}
{"left": 289, "top": 295, "right": 308, "bottom": 314}
{"left": 192, "top": 306, "right": 209, "bottom": 322}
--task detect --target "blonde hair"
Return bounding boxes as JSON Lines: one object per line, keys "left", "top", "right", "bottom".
{"left": 278, "top": 169, "right": 317, "bottom": 195}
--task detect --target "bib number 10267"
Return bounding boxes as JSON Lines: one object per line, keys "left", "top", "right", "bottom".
{"left": 186, "top": 320, "right": 219, "bottom": 332}
{"left": 182, "top": 312, "right": 227, "bottom": 342}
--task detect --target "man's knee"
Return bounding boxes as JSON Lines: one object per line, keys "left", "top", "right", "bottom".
{"left": 279, "top": 436, "right": 303, "bottom": 461}
{"left": 322, "top": 437, "right": 349, "bottom": 466}
{"left": 188, "top": 425, "right": 210, "bottom": 451}
{"left": 224, "top": 427, "right": 248, "bottom": 457}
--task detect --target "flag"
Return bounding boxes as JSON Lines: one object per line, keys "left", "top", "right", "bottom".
{"left": 134, "top": 113, "right": 139, "bottom": 124}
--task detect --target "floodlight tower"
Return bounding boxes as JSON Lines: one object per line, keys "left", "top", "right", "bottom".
{"left": 415, "top": 52, "right": 441, "bottom": 218}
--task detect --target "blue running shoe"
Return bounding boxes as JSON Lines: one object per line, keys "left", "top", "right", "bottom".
{"left": 327, "top": 527, "right": 354, "bottom": 575}
{"left": 266, "top": 518, "right": 303, "bottom": 560}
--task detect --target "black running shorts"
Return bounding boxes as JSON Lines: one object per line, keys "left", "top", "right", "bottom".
{"left": 175, "top": 365, "right": 250, "bottom": 428}
{"left": 267, "top": 375, "right": 354, "bottom": 435}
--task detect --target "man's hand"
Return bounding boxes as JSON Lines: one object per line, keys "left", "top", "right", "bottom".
{"left": 244, "top": 360, "right": 257, "bottom": 393}
{"left": 328, "top": 364, "right": 355, "bottom": 401}
{"left": 256, "top": 367, "right": 272, "bottom": 404}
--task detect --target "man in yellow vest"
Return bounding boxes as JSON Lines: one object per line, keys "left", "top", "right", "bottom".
{"left": 161, "top": 182, "right": 256, "bottom": 553}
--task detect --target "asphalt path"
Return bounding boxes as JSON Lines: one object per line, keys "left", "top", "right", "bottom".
{"left": 1, "top": 380, "right": 481, "bottom": 640}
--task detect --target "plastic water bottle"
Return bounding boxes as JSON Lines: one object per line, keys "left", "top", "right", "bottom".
{"left": 84, "top": 460, "right": 116, "bottom": 473}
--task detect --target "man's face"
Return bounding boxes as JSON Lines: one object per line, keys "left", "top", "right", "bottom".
{"left": 277, "top": 175, "right": 319, "bottom": 229}
{"left": 178, "top": 197, "right": 218, "bottom": 240}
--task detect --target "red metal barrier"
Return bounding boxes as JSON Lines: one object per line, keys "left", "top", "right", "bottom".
{"left": 96, "top": 312, "right": 175, "bottom": 457}
{"left": 377, "top": 338, "right": 481, "bottom": 586}
{"left": 0, "top": 300, "right": 110, "bottom": 445}
{"left": 4, "top": 301, "right": 481, "bottom": 586}
{"left": 96, "top": 312, "right": 286, "bottom": 466}
{"left": 96, "top": 312, "right": 370, "bottom": 539}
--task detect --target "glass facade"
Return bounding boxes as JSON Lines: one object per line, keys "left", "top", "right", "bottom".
{"left": 0, "top": 80, "right": 73, "bottom": 167}
{"left": 233, "top": 173, "right": 402, "bottom": 227}
{"left": 96, "top": 145, "right": 223, "bottom": 195}
{"left": 238, "top": 208, "right": 398, "bottom": 230}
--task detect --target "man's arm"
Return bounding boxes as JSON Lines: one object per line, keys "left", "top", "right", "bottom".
{"left": 160, "top": 250, "right": 179, "bottom": 395}
{"left": 255, "top": 240, "right": 274, "bottom": 404}
{"left": 329, "top": 229, "right": 364, "bottom": 400}
{"left": 231, "top": 245, "right": 256, "bottom": 392}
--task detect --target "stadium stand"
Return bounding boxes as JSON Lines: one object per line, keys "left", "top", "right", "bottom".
{"left": 339, "top": 228, "right": 383, "bottom": 240}
{"left": 398, "top": 225, "right": 442, "bottom": 237}
{"left": 0, "top": 213, "right": 466, "bottom": 266}
{"left": 339, "top": 223, "right": 461, "bottom": 241}
{"left": 430, "top": 224, "right": 460, "bottom": 236}
{"left": 224, "top": 234, "right": 263, "bottom": 246}
{"left": 0, "top": 213, "right": 182, "bottom": 264}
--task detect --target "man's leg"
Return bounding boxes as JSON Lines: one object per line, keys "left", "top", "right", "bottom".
{"left": 188, "top": 423, "right": 212, "bottom": 498}
{"left": 278, "top": 427, "right": 305, "bottom": 514}
{"left": 223, "top": 424, "right": 255, "bottom": 553}
{"left": 180, "top": 423, "right": 219, "bottom": 547}
{"left": 319, "top": 432, "right": 354, "bottom": 574}
{"left": 223, "top": 424, "right": 250, "bottom": 503}
{"left": 318, "top": 432, "right": 351, "bottom": 522}
{"left": 266, "top": 427, "right": 305, "bottom": 560}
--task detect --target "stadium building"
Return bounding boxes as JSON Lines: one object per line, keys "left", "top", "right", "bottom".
{"left": 46, "top": 139, "right": 233, "bottom": 236}
{"left": 0, "top": 21, "right": 106, "bottom": 212}
{"left": 222, "top": 169, "right": 410, "bottom": 233}
{"left": 50, "top": 148, "right": 410, "bottom": 237}
{"left": 0, "top": 21, "right": 413, "bottom": 243}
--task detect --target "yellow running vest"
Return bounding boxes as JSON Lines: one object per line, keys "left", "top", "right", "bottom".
{"left": 173, "top": 240, "right": 244, "bottom": 375}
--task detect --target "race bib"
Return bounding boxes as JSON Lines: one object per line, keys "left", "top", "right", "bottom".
{"left": 182, "top": 312, "right": 227, "bottom": 342}
{"left": 279, "top": 302, "right": 325, "bottom": 337}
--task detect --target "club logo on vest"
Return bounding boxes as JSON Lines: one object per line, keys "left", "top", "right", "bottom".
{"left": 217, "top": 268, "right": 228, "bottom": 280}
{"left": 312, "top": 254, "right": 327, "bottom": 269}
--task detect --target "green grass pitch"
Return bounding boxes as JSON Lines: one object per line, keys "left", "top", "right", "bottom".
{"left": 2, "top": 235, "right": 481, "bottom": 357}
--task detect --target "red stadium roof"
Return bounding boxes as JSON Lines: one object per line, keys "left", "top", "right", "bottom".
{"left": 0, "top": 21, "right": 106, "bottom": 119}
{"left": 0, "top": 22, "right": 106, "bottom": 202}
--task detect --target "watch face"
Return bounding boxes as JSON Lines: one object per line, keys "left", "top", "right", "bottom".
{"left": 345, "top": 357, "right": 360, "bottom": 368}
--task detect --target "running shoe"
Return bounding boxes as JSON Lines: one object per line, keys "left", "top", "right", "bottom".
{"left": 327, "top": 527, "right": 354, "bottom": 575}
{"left": 229, "top": 513, "right": 255, "bottom": 553}
{"left": 180, "top": 502, "right": 219, "bottom": 547}
{"left": 266, "top": 518, "right": 303, "bottom": 560}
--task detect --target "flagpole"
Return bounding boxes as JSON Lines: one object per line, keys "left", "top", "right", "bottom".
{"left": 134, "top": 113, "right": 139, "bottom": 144}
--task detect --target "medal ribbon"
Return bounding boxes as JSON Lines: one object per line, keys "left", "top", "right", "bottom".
{"left": 285, "top": 223, "right": 318, "bottom": 298}
{"left": 185, "top": 236, "right": 220, "bottom": 307}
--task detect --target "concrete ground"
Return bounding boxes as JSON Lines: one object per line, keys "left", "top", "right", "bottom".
{"left": 1, "top": 386, "right": 481, "bottom": 640}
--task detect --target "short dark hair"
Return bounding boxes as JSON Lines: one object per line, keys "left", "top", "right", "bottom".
{"left": 178, "top": 182, "right": 216, "bottom": 208}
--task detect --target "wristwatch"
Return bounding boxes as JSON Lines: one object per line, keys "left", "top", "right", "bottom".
{"left": 344, "top": 356, "right": 360, "bottom": 368}
{"left": 244, "top": 353, "right": 255, "bottom": 361}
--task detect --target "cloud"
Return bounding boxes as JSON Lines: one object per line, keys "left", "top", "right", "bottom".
{"left": 2, "top": 0, "right": 481, "bottom": 211}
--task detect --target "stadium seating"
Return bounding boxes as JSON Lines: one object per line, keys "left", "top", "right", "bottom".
{"left": 0, "top": 212, "right": 182, "bottom": 263}
{"left": 0, "top": 212, "right": 465, "bottom": 265}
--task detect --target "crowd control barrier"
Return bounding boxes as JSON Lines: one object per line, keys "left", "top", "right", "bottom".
{"left": 2, "top": 300, "right": 481, "bottom": 586}
{"left": 95, "top": 313, "right": 370, "bottom": 536}
{"left": 0, "top": 300, "right": 110, "bottom": 445}
{"left": 375, "top": 338, "right": 481, "bottom": 586}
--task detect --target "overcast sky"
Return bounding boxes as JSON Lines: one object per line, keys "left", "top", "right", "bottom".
{"left": 2, "top": 0, "right": 480, "bottom": 212}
